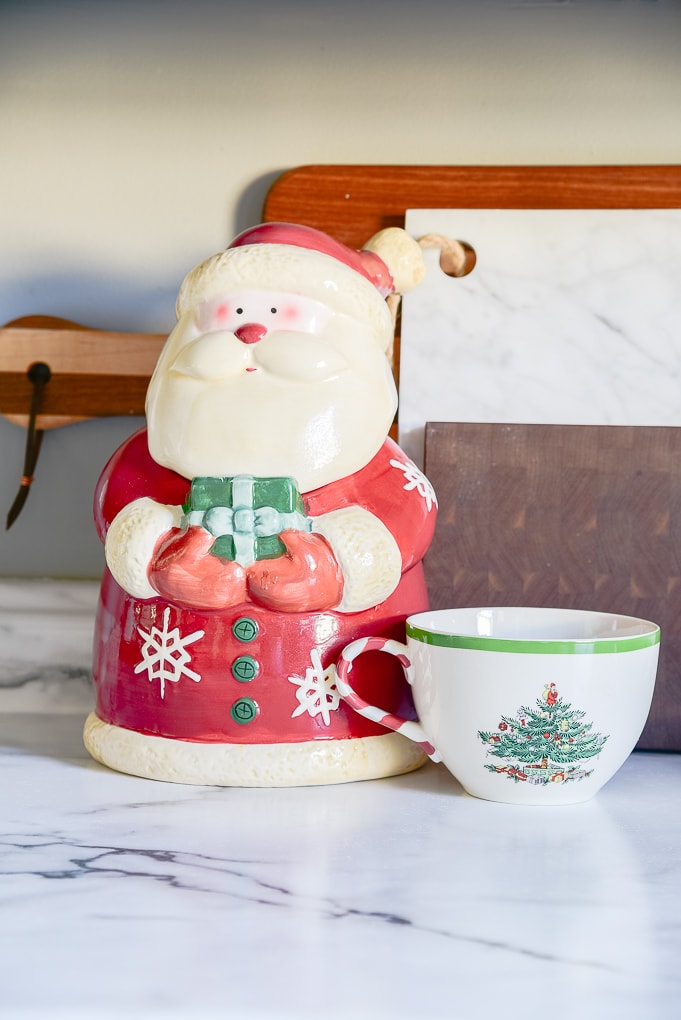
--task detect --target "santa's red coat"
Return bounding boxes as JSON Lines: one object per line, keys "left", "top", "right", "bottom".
{"left": 92, "top": 429, "right": 436, "bottom": 745}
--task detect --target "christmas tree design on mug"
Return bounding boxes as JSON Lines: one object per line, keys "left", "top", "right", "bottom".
{"left": 477, "top": 684, "right": 609, "bottom": 786}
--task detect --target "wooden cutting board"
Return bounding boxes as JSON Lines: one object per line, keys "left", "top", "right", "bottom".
{"left": 424, "top": 421, "right": 681, "bottom": 752}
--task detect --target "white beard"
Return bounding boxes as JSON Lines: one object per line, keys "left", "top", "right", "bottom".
{"left": 146, "top": 313, "right": 397, "bottom": 492}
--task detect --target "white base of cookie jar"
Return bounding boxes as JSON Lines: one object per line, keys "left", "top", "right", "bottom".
{"left": 83, "top": 712, "right": 427, "bottom": 787}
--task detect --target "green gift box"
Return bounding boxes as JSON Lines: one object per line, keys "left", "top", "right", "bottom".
{"left": 183, "top": 475, "right": 310, "bottom": 565}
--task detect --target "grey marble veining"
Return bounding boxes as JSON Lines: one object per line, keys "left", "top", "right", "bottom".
{"left": 0, "top": 579, "right": 97, "bottom": 712}
{"left": 1, "top": 581, "right": 680, "bottom": 1018}
{"left": 1, "top": 710, "right": 680, "bottom": 1019}
{"left": 400, "top": 209, "right": 681, "bottom": 466}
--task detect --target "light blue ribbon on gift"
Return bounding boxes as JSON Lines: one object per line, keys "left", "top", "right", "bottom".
{"left": 184, "top": 475, "right": 310, "bottom": 566}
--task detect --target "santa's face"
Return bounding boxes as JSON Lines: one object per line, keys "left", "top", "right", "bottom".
{"left": 146, "top": 289, "right": 397, "bottom": 491}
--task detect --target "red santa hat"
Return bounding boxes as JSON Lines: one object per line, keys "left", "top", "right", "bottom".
{"left": 175, "top": 222, "right": 425, "bottom": 349}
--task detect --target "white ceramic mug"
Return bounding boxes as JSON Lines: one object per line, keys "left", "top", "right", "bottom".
{"left": 336, "top": 607, "right": 660, "bottom": 804}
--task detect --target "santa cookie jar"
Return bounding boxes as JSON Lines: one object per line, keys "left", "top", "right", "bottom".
{"left": 85, "top": 222, "right": 438, "bottom": 786}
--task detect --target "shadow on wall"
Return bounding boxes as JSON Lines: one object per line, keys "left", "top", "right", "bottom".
{"left": 234, "top": 170, "right": 288, "bottom": 236}
{"left": 1, "top": 169, "right": 287, "bottom": 333}
{"left": 0, "top": 269, "right": 175, "bottom": 580}
{"left": 0, "top": 270, "right": 179, "bottom": 336}
{"left": 0, "top": 170, "right": 289, "bottom": 579}
{"left": 0, "top": 412, "right": 146, "bottom": 579}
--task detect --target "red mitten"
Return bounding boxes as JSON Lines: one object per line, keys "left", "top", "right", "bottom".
{"left": 246, "top": 529, "right": 343, "bottom": 612}
{"left": 149, "top": 527, "right": 247, "bottom": 609}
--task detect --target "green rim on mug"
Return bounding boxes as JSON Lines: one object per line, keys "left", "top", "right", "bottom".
{"left": 406, "top": 622, "right": 661, "bottom": 655}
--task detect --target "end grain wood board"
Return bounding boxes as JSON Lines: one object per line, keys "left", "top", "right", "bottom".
{"left": 423, "top": 421, "right": 681, "bottom": 751}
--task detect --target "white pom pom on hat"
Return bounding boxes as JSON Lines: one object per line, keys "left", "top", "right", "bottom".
{"left": 362, "top": 226, "right": 426, "bottom": 294}
{"left": 175, "top": 222, "right": 425, "bottom": 348}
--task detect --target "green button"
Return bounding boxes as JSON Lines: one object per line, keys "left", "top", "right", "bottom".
{"left": 232, "top": 655, "right": 259, "bottom": 682}
{"left": 230, "top": 697, "right": 259, "bottom": 725}
{"left": 232, "top": 617, "right": 259, "bottom": 642}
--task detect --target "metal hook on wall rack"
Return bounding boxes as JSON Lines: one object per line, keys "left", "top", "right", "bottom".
{"left": 0, "top": 314, "right": 166, "bottom": 527}
{"left": 6, "top": 361, "right": 52, "bottom": 528}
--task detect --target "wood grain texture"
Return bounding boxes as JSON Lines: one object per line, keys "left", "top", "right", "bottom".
{"left": 424, "top": 422, "right": 681, "bottom": 752}
{"left": 263, "top": 164, "right": 681, "bottom": 247}
{"left": 0, "top": 316, "right": 165, "bottom": 427}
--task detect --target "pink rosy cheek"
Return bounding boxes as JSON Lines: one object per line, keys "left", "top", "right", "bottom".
{"left": 280, "top": 304, "right": 299, "bottom": 325}
{"left": 215, "top": 303, "right": 231, "bottom": 322}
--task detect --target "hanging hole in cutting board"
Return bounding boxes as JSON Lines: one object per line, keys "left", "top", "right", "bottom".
{"left": 417, "top": 233, "right": 476, "bottom": 278}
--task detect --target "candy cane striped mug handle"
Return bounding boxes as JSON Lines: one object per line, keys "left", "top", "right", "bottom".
{"left": 335, "top": 636, "right": 442, "bottom": 762}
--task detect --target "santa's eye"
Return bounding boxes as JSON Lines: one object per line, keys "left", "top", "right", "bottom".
{"left": 236, "top": 307, "right": 244, "bottom": 315}
{"left": 270, "top": 307, "right": 277, "bottom": 314}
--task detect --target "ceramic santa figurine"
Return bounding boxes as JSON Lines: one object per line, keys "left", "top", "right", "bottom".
{"left": 85, "top": 222, "right": 438, "bottom": 786}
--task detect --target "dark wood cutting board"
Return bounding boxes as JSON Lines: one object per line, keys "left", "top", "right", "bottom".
{"left": 423, "top": 421, "right": 681, "bottom": 751}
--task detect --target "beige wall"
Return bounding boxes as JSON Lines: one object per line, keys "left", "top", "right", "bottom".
{"left": 1, "top": 0, "right": 680, "bottom": 577}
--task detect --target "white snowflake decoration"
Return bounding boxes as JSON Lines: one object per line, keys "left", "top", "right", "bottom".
{"left": 288, "top": 647, "right": 340, "bottom": 726}
{"left": 135, "top": 607, "right": 205, "bottom": 699}
{"left": 390, "top": 457, "right": 438, "bottom": 511}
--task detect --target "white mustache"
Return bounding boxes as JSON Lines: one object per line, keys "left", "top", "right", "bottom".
{"left": 169, "top": 330, "right": 349, "bottom": 382}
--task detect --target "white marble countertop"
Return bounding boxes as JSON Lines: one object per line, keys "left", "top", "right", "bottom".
{"left": 2, "top": 581, "right": 681, "bottom": 1019}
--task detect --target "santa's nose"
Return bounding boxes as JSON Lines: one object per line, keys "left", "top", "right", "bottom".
{"left": 234, "top": 323, "right": 267, "bottom": 345}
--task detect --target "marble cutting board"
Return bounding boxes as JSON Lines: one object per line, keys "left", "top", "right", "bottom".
{"left": 399, "top": 208, "right": 681, "bottom": 467}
